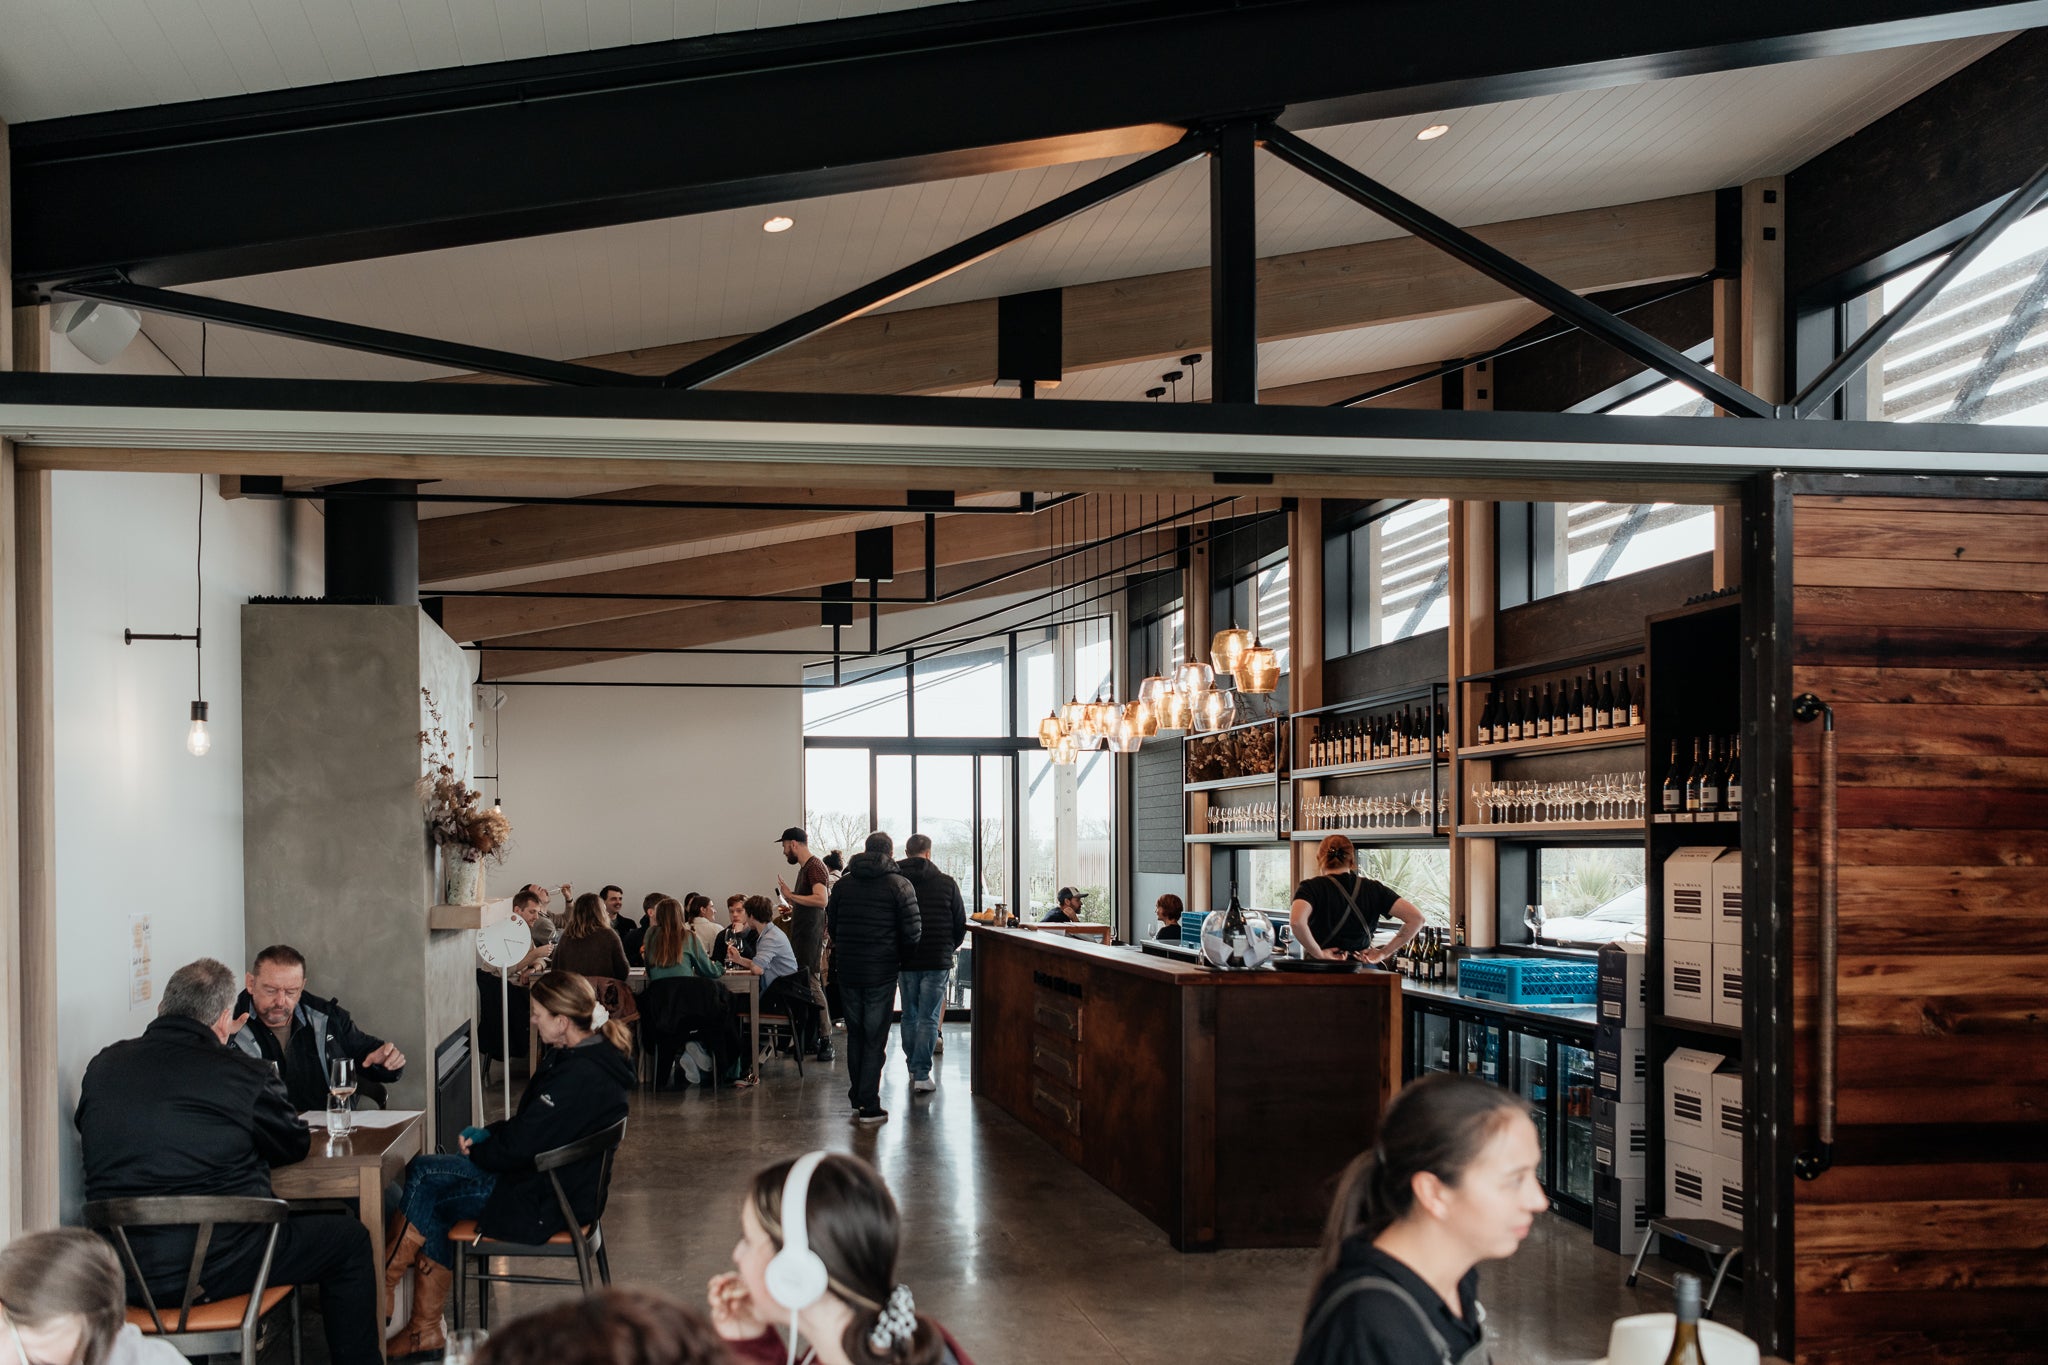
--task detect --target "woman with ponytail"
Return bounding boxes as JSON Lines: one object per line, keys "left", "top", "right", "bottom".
{"left": 707, "top": 1152, "right": 973, "bottom": 1365}
{"left": 384, "top": 971, "right": 635, "bottom": 1358}
{"left": 1294, "top": 1074, "right": 1548, "bottom": 1365}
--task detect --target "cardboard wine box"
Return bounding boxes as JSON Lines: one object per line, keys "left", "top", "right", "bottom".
{"left": 1665, "top": 1046, "right": 1728, "bottom": 1151}
{"left": 1598, "top": 941, "right": 1648, "bottom": 1028}
{"left": 1594, "top": 1096, "right": 1647, "bottom": 1179}
{"left": 1662, "top": 846, "right": 1719, "bottom": 943}
{"left": 1594, "top": 1174, "right": 1650, "bottom": 1257}
{"left": 1596, "top": 1024, "right": 1648, "bottom": 1103}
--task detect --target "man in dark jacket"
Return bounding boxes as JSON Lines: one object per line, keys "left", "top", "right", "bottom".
{"left": 895, "top": 833, "right": 967, "bottom": 1095}
{"left": 825, "top": 831, "right": 921, "bottom": 1124}
{"left": 231, "top": 944, "right": 406, "bottom": 1112}
{"left": 75, "top": 957, "right": 380, "bottom": 1365}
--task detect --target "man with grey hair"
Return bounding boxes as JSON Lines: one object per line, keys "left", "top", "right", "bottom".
{"left": 76, "top": 958, "right": 382, "bottom": 1365}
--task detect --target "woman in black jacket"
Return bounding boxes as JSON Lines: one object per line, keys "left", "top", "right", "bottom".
{"left": 385, "top": 972, "right": 635, "bottom": 1358}
{"left": 1293, "top": 1075, "right": 1548, "bottom": 1365}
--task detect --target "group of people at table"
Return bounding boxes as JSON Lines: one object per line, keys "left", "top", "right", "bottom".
{"left": 27, "top": 826, "right": 1555, "bottom": 1365}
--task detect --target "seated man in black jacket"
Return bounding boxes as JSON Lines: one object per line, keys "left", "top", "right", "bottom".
{"left": 75, "top": 958, "right": 380, "bottom": 1365}
{"left": 231, "top": 944, "right": 405, "bottom": 1112}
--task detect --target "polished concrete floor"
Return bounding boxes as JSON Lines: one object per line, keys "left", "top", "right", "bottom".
{"left": 441, "top": 1022, "right": 1736, "bottom": 1365}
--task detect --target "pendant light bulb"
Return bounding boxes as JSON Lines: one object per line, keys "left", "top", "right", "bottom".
{"left": 1038, "top": 713, "right": 1064, "bottom": 749}
{"left": 185, "top": 700, "right": 212, "bottom": 757}
{"left": 1128, "top": 698, "right": 1160, "bottom": 739}
{"left": 1176, "top": 661, "right": 1215, "bottom": 696}
{"left": 1052, "top": 734, "right": 1079, "bottom": 765}
{"left": 1196, "top": 687, "right": 1238, "bottom": 733}
{"left": 1236, "top": 642, "right": 1280, "bottom": 694}
{"left": 1210, "top": 626, "right": 1253, "bottom": 679}
{"left": 1061, "top": 697, "right": 1088, "bottom": 729}
{"left": 1138, "top": 674, "right": 1173, "bottom": 707}
{"left": 1156, "top": 689, "right": 1192, "bottom": 732}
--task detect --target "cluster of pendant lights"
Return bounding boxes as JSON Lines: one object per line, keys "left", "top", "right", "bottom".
{"left": 1036, "top": 495, "right": 1279, "bottom": 766}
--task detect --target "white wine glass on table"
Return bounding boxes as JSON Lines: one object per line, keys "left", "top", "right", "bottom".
{"left": 326, "top": 1057, "right": 355, "bottom": 1137}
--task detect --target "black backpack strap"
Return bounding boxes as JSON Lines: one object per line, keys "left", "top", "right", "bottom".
{"left": 1300, "top": 1274, "right": 1455, "bottom": 1365}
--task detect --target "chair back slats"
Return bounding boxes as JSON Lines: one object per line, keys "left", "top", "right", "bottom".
{"left": 83, "top": 1197, "right": 288, "bottom": 1338}
{"left": 536, "top": 1118, "right": 626, "bottom": 1289}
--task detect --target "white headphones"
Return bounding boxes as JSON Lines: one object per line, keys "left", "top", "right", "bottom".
{"left": 765, "top": 1151, "right": 831, "bottom": 1313}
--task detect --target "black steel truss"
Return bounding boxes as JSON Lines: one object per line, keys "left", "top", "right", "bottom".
{"left": 238, "top": 477, "right": 1069, "bottom": 517}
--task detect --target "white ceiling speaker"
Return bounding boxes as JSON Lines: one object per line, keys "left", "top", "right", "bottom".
{"left": 475, "top": 685, "right": 510, "bottom": 711}
{"left": 51, "top": 300, "right": 142, "bottom": 365}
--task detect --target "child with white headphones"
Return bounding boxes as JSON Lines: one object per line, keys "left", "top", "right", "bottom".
{"left": 707, "top": 1151, "right": 973, "bottom": 1365}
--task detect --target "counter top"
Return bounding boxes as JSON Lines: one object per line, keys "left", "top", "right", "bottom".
{"left": 967, "top": 924, "right": 1401, "bottom": 990}
{"left": 1399, "top": 977, "right": 1599, "bottom": 1033}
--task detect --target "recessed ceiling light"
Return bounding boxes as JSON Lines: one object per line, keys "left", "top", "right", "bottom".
{"left": 1416, "top": 124, "right": 1450, "bottom": 141}
{"left": 763, "top": 215, "right": 795, "bottom": 233}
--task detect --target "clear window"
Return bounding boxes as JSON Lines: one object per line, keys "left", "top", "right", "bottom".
{"left": 1502, "top": 501, "right": 1715, "bottom": 604}
{"left": 1216, "top": 550, "right": 1290, "bottom": 675}
{"left": 1364, "top": 847, "right": 1452, "bottom": 928}
{"left": 910, "top": 644, "right": 1006, "bottom": 737}
{"left": 1530, "top": 847, "right": 1646, "bottom": 945}
{"left": 1606, "top": 370, "right": 1717, "bottom": 417}
{"left": 1852, "top": 206, "right": 2048, "bottom": 426}
{"left": 1325, "top": 500, "right": 1451, "bottom": 658}
{"left": 803, "top": 662, "right": 907, "bottom": 737}
{"left": 803, "top": 747, "right": 872, "bottom": 856}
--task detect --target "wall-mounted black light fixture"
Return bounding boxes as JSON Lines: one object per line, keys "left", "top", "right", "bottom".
{"left": 125, "top": 476, "right": 209, "bottom": 755}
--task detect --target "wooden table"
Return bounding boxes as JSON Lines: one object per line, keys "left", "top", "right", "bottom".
{"left": 1018, "top": 920, "right": 1113, "bottom": 942}
{"left": 271, "top": 1111, "right": 424, "bottom": 1348}
{"left": 723, "top": 972, "right": 762, "bottom": 1079}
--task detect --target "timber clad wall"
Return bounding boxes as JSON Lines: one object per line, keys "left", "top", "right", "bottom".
{"left": 1788, "top": 493, "right": 2048, "bottom": 1365}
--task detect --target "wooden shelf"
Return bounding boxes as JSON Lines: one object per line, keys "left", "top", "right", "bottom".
{"left": 1184, "top": 772, "right": 1282, "bottom": 794}
{"left": 1291, "top": 754, "right": 1443, "bottom": 780}
{"left": 1291, "top": 828, "right": 1448, "bottom": 844}
{"left": 1653, "top": 1013, "right": 1743, "bottom": 1045}
{"left": 1185, "top": 832, "right": 1286, "bottom": 845}
{"left": 1650, "top": 810, "right": 1744, "bottom": 826}
{"left": 1456, "top": 821, "right": 1640, "bottom": 840}
{"left": 1455, "top": 725, "right": 1647, "bottom": 761}
{"left": 428, "top": 900, "right": 513, "bottom": 931}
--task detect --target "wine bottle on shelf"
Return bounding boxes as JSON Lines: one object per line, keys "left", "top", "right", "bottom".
{"left": 1684, "top": 737, "right": 1705, "bottom": 813}
{"left": 1662, "top": 740, "right": 1685, "bottom": 813}
{"left": 1490, "top": 692, "right": 1508, "bottom": 745}
{"left": 1436, "top": 702, "right": 1450, "bottom": 758}
{"left": 1725, "top": 735, "right": 1743, "bottom": 812}
{"left": 1663, "top": 1274, "right": 1705, "bottom": 1365}
{"left": 1629, "top": 665, "right": 1646, "bottom": 727}
{"left": 1567, "top": 673, "right": 1587, "bottom": 734}
{"left": 1698, "top": 736, "right": 1723, "bottom": 812}
{"left": 1616, "top": 667, "right": 1634, "bottom": 729}
{"left": 1538, "top": 681, "right": 1556, "bottom": 738}
{"left": 1507, "top": 688, "right": 1524, "bottom": 742}
{"left": 1598, "top": 670, "right": 1617, "bottom": 729}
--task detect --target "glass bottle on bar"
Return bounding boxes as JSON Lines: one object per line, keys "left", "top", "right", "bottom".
{"left": 1663, "top": 1274, "right": 1706, "bottom": 1365}
{"left": 1222, "top": 879, "right": 1248, "bottom": 966}
{"left": 1725, "top": 735, "right": 1743, "bottom": 813}
{"left": 1567, "top": 672, "right": 1587, "bottom": 734}
{"left": 1616, "top": 665, "right": 1635, "bottom": 729}
{"left": 1684, "top": 737, "right": 1706, "bottom": 813}
{"left": 1662, "top": 740, "right": 1685, "bottom": 813}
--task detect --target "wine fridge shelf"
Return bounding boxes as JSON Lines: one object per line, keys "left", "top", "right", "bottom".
{"left": 1456, "top": 821, "right": 1640, "bottom": 840}
{"left": 1455, "top": 725, "right": 1647, "bottom": 761}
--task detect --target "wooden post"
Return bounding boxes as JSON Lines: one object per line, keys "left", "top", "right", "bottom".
{"left": 1448, "top": 485, "right": 1498, "bottom": 948}
{"left": 1287, "top": 499, "right": 1322, "bottom": 887}
{"left": 1185, "top": 515, "right": 1211, "bottom": 915}
{"left": 1740, "top": 177, "right": 1788, "bottom": 406}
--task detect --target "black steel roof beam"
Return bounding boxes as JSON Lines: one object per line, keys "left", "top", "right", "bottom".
{"left": 240, "top": 476, "right": 1075, "bottom": 516}
{"left": 1257, "top": 123, "right": 1778, "bottom": 419}
{"left": 13, "top": 0, "right": 2044, "bottom": 288}
{"left": 55, "top": 280, "right": 650, "bottom": 388}
{"left": 663, "top": 132, "right": 1212, "bottom": 388}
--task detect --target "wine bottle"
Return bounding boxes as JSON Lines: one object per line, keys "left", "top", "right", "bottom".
{"left": 1567, "top": 673, "right": 1587, "bottom": 734}
{"left": 1436, "top": 702, "right": 1449, "bottom": 757}
{"left": 1684, "top": 737, "right": 1705, "bottom": 812}
{"left": 1507, "top": 688, "right": 1524, "bottom": 742}
{"left": 1662, "top": 740, "right": 1685, "bottom": 813}
{"left": 1629, "top": 665, "right": 1646, "bottom": 727}
{"left": 1616, "top": 666, "right": 1635, "bottom": 729}
{"left": 1725, "top": 735, "right": 1743, "bottom": 812}
{"left": 1491, "top": 691, "right": 1508, "bottom": 745}
{"left": 1598, "top": 670, "right": 1617, "bottom": 729}
{"left": 1698, "top": 736, "right": 1722, "bottom": 812}
{"left": 1663, "top": 1274, "right": 1706, "bottom": 1365}
{"left": 1222, "top": 880, "right": 1249, "bottom": 968}
{"left": 1538, "top": 681, "right": 1556, "bottom": 738}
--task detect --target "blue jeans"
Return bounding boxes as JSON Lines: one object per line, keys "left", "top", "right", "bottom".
{"left": 397, "top": 1154, "right": 497, "bottom": 1268}
{"left": 897, "top": 968, "right": 949, "bottom": 1082}
{"left": 840, "top": 981, "right": 897, "bottom": 1112}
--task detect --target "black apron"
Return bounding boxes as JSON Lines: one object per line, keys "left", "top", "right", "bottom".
{"left": 1322, "top": 873, "right": 1376, "bottom": 952}
{"left": 1301, "top": 1274, "right": 1491, "bottom": 1365}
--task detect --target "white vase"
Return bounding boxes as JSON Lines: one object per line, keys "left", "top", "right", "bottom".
{"left": 442, "top": 851, "right": 484, "bottom": 906}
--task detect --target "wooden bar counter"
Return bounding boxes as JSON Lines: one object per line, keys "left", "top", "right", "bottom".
{"left": 968, "top": 925, "right": 1400, "bottom": 1251}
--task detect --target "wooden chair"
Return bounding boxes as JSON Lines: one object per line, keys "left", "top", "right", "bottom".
{"left": 756, "top": 1009, "right": 806, "bottom": 1076}
{"left": 451, "top": 1118, "right": 626, "bottom": 1330}
{"left": 85, "top": 1196, "right": 300, "bottom": 1365}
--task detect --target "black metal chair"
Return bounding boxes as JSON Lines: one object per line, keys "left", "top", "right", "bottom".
{"left": 84, "top": 1196, "right": 300, "bottom": 1365}
{"left": 450, "top": 1118, "right": 626, "bottom": 1330}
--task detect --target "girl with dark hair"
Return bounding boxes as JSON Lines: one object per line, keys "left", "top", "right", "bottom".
{"left": 1153, "top": 893, "right": 1186, "bottom": 943}
{"left": 552, "top": 893, "right": 632, "bottom": 981}
{"left": 646, "top": 896, "right": 726, "bottom": 981}
{"left": 683, "top": 893, "right": 724, "bottom": 955}
{"left": 708, "top": 1152, "right": 974, "bottom": 1365}
{"left": 384, "top": 971, "right": 635, "bottom": 1359}
{"left": 1293, "top": 1074, "right": 1548, "bottom": 1365}
{"left": 1290, "top": 834, "right": 1427, "bottom": 963}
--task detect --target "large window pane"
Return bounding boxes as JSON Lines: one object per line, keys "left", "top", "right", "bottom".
{"left": 1016, "top": 630, "right": 1056, "bottom": 736}
{"left": 1532, "top": 847, "right": 1646, "bottom": 945}
{"left": 804, "top": 748, "right": 870, "bottom": 859}
{"left": 913, "top": 755, "right": 976, "bottom": 880}
{"left": 803, "top": 662, "right": 907, "bottom": 737}
{"left": 1021, "top": 751, "right": 1058, "bottom": 919}
{"left": 1364, "top": 847, "right": 1452, "bottom": 928}
{"left": 875, "top": 755, "right": 912, "bottom": 848}
{"left": 978, "top": 757, "right": 1009, "bottom": 914}
{"left": 1072, "top": 747, "right": 1114, "bottom": 924}
{"left": 911, "top": 645, "right": 1006, "bottom": 737}
{"left": 1508, "top": 501, "right": 1715, "bottom": 603}
{"left": 1326, "top": 501, "right": 1450, "bottom": 659}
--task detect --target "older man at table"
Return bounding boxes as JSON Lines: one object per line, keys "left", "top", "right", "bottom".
{"left": 231, "top": 944, "right": 406, "bottom": 1113}
{"left": 75, "top": 957, "right": 381, "bottom": 1365}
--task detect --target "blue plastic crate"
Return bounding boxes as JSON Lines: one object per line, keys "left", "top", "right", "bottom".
{"left": 1180, "top": 910, "right": 1208, "bottom": 948}
{"left": 1456, "top": 957, "right": 1598, "bottom": 1006}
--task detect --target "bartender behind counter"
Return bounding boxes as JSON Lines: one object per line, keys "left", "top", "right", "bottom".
{"left": 1292, "top": 835, "right": 1426, "bottom": 964}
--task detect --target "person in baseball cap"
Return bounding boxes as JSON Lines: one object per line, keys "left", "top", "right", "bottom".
{"left": 1041, "top": 887, "right": 1088, "bottom": 923}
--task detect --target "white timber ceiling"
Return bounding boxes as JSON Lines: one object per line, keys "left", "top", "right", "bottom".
{"left": 92, "top": 31, "right": 2007, "bottom": 394}
{"left": 0, "top": 0, "right": 967, "bottom": 122}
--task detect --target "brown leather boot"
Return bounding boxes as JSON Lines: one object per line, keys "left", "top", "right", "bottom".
{"left": 387, "top": 1258, "right": 450, "bottom": 1360}
{"left": 384, "top": 1221, "right": 426, "bottom": 1297}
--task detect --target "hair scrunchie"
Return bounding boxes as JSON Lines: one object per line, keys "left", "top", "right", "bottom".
{"left": 866, "top": 1283, "right": 916, "bottom": 1354}
{"left": 588, "top": 1000, "right": 610, "bottom": 1028}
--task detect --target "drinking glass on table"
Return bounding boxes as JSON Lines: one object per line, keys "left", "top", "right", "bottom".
{"left": 326, "top": 1057, "right": 356, "bottom": 1137}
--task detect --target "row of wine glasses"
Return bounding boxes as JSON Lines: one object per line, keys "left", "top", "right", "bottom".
{"left": 1470, "top": 774, "right": 1646, "bottom": 824}
{"left": 1207, "top": 801, "right": 1278, "bottom": 834}
{"left": 1302, "top": 791, "right": 1448, "bottom": 831}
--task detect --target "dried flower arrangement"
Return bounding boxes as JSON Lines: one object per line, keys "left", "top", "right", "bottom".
{"left": 418, "top": 688, "right": 510, "bottom": 863}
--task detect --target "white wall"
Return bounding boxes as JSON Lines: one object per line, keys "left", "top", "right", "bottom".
{"left": 51, "top": 471, "right": 321, "bottom": 1215}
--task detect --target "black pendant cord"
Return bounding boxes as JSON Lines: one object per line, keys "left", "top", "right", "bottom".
{"left": 194, "top": 472, "right": 205, "bottom": 705}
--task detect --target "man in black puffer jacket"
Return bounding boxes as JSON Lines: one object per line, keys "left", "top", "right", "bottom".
{"left": 895, "top": 833, "right": 967, "bottom": 1096}
{"left": 825, "top": 830, "right": 921, "bottom": 1123}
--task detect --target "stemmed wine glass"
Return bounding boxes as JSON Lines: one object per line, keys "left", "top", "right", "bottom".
{"left": 327, "top": 1058, "right": 356, "bottom": 1137}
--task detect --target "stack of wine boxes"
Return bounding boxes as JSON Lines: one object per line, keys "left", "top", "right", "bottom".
{"left": 1593, "top": 942, "right": 1648, "bottom": 1255}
